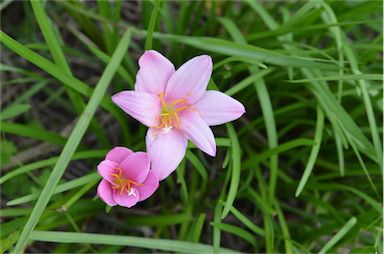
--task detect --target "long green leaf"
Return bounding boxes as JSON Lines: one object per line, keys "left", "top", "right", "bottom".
{"left": 319, "top": 217, "right": 357, "bottom": 254}
{"left": 295, "top": 106, "right": 325, "bottom": 197}
{"left": 144, "top": 0, "right": 160, "bottom": 50}
{"left": 29, "top": 231, "right": 238, "bottom": 253}
{"left": 0, "top": 150, "right": 106, "bottom": 184}
{"left": 1, "top": 122, "right": 67, "bottom": 146}
{"left": 145, "top": 31, "right": 338, "bottom": 70}
{"left": 221, "top": 124, "right": 241, "bottom": 219}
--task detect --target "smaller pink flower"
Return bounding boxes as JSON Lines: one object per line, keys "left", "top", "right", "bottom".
{"left": 96, "top": 147, "right": 159, "bottom": 208}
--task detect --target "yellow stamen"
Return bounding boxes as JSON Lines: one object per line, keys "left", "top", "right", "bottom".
{"left": 155, "top": 93, "right": 189, "bottom": 129}
{"left": 110, "top": 167, "right": 143, "bottom": 195}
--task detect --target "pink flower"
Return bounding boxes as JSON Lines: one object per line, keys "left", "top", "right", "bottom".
{"left": 112, "top": 50, "right": 245, "bottom": 180}
{"left": 97, "top": 147, "right": 159, "bottom": 208}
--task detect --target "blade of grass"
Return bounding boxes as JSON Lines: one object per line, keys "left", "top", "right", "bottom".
{"left": 97, "top": 0, "right": 114, "bottom": 54}
{"left": 0, "top": 104, "right": 30, "bottom": 120}
{"left": 7, "top": 173, "right": 99, "bottom": 206}
{"left": 1, "top": 122, "right": 67, "bottom": 146}
{"left": 272, "top": 197, "right": 293, "bottom": 253}
{"left": 29, "top": 230, "right": 238, "bottom": 253}
{"left": 185, "top": 151, "right": 208, "bottom": 192}
{"left": 319, "top": 217, "right": 357, "bottom": 254}
{"left": 224, "top": 68, "right": 273, "bottom": 96}
{"left": 225, "top": 203, "right": 265, "bottom": 236}
{"left": 288, "top": 74, "right": 382, "bottom": 83}
{"left": 191, "top": 213, "right": 206, "bottom": 242}
{"left": 295, "top": 106, "right": 325, "bottom": 197}
{"left": 12, "top": 28, "right": 133, "bottom": 253}
{"left": 243, "top": 138, "right": 316, "bottom": 169}
{"left": 142, "top": 31, "right": 338, "bottom": 70}
{"left": 221, "top": 124, "right": 241, "bottom": 219}
{"left": 210, "top": 222, "right": 256, "bottom": 246}
{"left": 0, "top": 150, "right": 106, "bottom": 184}
{"left": 144, "top": 0, "right": 160, "bottom": 50}
{"left": 308, "top": 183, "right": 381, "bottom": 212}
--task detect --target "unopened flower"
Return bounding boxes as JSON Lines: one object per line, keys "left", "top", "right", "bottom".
{"left": 112, "top": 51, "right": 245, "bottom": 180}
{"left": 97, "top": 147, "right": 159, "bottom": 208}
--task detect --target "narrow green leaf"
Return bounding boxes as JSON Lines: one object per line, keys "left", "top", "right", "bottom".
{"left": 146, "top": 32, "right": 338, "bottom": 70}
{"left": 225, "top": 68, "right": 273, "bottom": 96}
{"left": 29, "top": 231, "right": 238, "bottom": 253}
{"left": 7, "top": 173, "right": 100, "bottom": 206}
{"left": 226, "top": 203, "right": 265, "bottom": 236}
{"left": 243, "top": 138, "right": 316, "bottom": 168}
{"left": 288, "top": 74, "right": 382, "bottom": 83}
{"left": 0, "top": 150, "right": 106, "bottom": 184}
{"left": 0, "top": 104, "right": 30, "bottom": 120}
{"left": 319, "top": 217, "right": 357, "bottom": 254}
{"left": 1, "top": 122, "right": 67, "bottom": 146}
{"left": 295, "top": 106, "right": 325, "bottom": 197}
{"left": 144, "top": 0, "right": 160, "bottom": 50}
{"left": 210, "top": 222, "right": 256, "bottom": 246}
{"left": 221, "top": 124, "right": 241, "bottom": 219}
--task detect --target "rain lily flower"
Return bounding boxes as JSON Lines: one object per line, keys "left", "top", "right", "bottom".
{"left": 112, "top": 50, "right": 245, "bottom": 180}
{"left": 97, "top": 147, "right": 159, "bottom": 208}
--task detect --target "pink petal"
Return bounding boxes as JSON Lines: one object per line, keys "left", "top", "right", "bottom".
{"left": 113, "top": 190, "right": 140, "bottom": 208}
{"left": 135, "top": 50, "right": 175, "bottom": 95}
{"left": 97, "top": 160, "right": 118, "bottom": 184}
{"left": 137, "top": 171, "right": 159, "bottom": 201}
{"left": 97, "top": 179, "right": 117, "bottom": 206}
{"left": 165, "top": 55, "right": 212, "bottom": 104}
{"left": 146, "top": 128, "right": 188, "bottom": 180}
{"left": 194, "top": 91, "right": 245, "bottom": 126}
{"left": 106, "top": 146, "right": 133, "bottom": 164}
{"left": 119, "top": 152, "right": 150, "bottom": 183}
{"left": 112, "top": 91, "right": 160, "bottom": 127}
{"left": 179, "top": 110, "right": 216, "bottom": 156}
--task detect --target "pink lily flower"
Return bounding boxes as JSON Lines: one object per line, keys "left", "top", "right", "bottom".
{"left": 97, "top": 147, "right": 159, "bottom": 208}
{"left": 112, "top": 50, "right": 245, "bottom": 180}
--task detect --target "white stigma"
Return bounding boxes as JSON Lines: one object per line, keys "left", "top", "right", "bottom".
{"left": 162, "top": 125, "right": 173, "bottom": 133}
{"left": 128, "top": 188, "right": 136, "bottom": 197}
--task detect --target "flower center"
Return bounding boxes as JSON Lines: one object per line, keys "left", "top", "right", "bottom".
{"left": 156, "top": 93, "right": 188, "bottom": 131}
{"left": 110, "top": 167, "right": 143, "bottom": 196}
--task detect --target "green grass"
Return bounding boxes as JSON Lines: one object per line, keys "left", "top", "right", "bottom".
{"left": 1, "top": 0, "right": 382, "bottom": 253}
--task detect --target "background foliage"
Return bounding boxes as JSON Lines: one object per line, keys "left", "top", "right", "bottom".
{"left": 1, "top": 0, "right": 383, "bottom": 253}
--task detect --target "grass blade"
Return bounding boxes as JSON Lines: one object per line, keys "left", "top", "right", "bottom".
{"left": 295, "top": 106, "right": 325, "bottom": 197}
{"left": 221, "top": 124, "right": 241, "bottom": 219}
{"left": 319, "top": 217, "right": 357, "bottom": 254}
{"left": 144, "top": 0, "right": 160, "bottom": 50}
{"left": 146, "top": 32, "right": 338, "bottom": 70}
{"left": 1, "top": 122, "right": 67, "bottom": 146}
{"left": 29, "top": 231, "right": 238, "bottom": 253}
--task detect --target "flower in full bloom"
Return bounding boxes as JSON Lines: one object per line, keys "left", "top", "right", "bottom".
{"left": 97, "top": 147, "right": 159, "bottom": 208}
{"left": 112, "top": 50, "right": 245, "bottom": 180}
